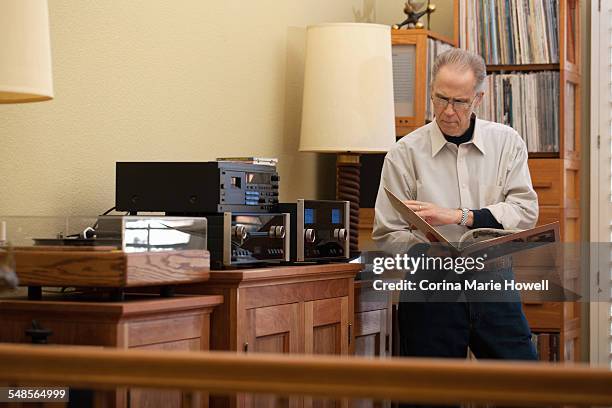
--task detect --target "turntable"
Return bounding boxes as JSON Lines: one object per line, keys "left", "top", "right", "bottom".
{"left": 0, "top": 216, "right": 210, "bottom": 299}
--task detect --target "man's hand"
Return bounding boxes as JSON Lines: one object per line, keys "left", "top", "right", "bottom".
{"left": 404, "top": 200, "right": 462, "bottom": 226}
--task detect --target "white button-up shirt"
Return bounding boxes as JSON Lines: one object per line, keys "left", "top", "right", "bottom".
{"left": 372, "top": 117, "right": 538, "bottom": 254}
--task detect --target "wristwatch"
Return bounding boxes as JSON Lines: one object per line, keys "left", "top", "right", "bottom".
{"left": 458, "top": 208, "right": 469, "bottom": 226}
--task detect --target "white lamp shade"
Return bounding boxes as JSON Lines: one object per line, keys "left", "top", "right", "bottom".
{"left": 0, "top": 0, "right": 53, "bottom": 103}
{"left": 299, "top": 23, "right": 395, "bottom": 153}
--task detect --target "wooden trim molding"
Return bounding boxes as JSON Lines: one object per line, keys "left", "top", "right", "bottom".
{"left": 0, "top": 344, "right": 611, "bottom": 406}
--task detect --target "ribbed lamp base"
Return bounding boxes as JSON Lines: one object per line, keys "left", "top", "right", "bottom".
{"left": 336, "top": 153, "right": 361, "bottom": 255}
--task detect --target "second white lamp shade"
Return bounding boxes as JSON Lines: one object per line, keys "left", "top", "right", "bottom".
{"left": 299, "top": 23, "right": 396, "bottom": 153}
{"left": 0, "top": 0, "right": 54, "bottom": 103}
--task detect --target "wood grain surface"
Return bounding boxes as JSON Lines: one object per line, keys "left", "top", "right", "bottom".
{"left": 0, "top": 249, "right": 210, "bottom": 287}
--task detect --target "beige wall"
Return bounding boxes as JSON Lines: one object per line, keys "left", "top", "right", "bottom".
{"left": 0, "top": 0, "right": 375, "bottom": 216}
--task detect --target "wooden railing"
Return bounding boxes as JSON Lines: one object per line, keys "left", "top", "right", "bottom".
{"left": 1, "top": 343, "right": 611, "bottom": 406}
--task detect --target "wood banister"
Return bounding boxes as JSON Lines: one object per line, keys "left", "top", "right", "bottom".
{"left": 0, "top": 344, "right": 611, "bottom": 406}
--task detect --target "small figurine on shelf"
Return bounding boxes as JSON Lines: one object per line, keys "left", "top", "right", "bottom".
{"left": 392, "top": 0, "right": 436, "bottom": 30}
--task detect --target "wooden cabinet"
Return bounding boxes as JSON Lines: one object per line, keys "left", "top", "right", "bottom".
{"left": 0, "top": 294, "right": 223, "bottom": 408}
{"left": 353, "top": 281, "right": 392, "bottom": 357}
{"left": 351, "top": 281, "right": 393, "bottom": 408}
{"left": 306, "top": 297, "right": 350, "bottom": 355}
{"left": 176, "top": 263, "right": 360, "bottom": 408}
{"left": 529, "top": 158, "right": 581, "bottom": 242}
{"left": 245, "top": 302, "right": 302, "bottom": 354}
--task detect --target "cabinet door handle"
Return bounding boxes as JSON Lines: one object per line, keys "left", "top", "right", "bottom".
{"left": 533, "top": 181, "right": 553, "bottom": 189}
{"left": 243, "top": 342, "right": 249, "bottom": 353}
{"left": 348, "top": 323, "right": 352, "bottom": 345}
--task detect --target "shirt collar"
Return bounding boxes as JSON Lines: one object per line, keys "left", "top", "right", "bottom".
{"left": 430, "top": 115, "right": 486, "bottom": 157}
{"left": 471, "top": 118, "right": 486, "bottom": 155}
{"left": 430, "top": 119, "right": 447, "bottom": 157}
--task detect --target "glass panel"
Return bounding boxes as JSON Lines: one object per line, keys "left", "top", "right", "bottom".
{"left": 392, "top": 44, "right": 416, "bottom": 117}
{"left": 0, "top": 215, "right": 207, "bottom": 252}
{"left": 121, "top": 217, "right": 207, "bottom": 252}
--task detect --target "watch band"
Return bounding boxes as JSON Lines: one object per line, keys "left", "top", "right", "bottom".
{"left": 459, "top": 208, "right": 469, "bottom": 226}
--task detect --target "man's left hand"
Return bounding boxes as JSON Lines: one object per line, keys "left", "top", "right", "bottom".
{"left": 404, "top": 200, "right": 461, "bottom": 226}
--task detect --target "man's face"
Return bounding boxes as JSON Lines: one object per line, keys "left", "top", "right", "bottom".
{"left": 431, "top": 65, "right": 482, "bottom": 136}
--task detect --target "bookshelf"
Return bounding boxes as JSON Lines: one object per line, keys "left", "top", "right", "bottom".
{"left": 458, "top": 0, "right": 582, "bottom": 362}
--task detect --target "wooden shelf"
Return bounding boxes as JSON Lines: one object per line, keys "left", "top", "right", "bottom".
{"left": 486, "top": 64, "right": 560, "bottom": 72}
{"left": 391, "top": 28, "right": 457, "bottom": 47}
{"left": 528, "top": 152, "right": 560, "bottom": 159}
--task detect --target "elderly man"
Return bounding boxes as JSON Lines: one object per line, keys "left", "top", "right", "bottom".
{"left": 373, "top": 48, "right": 538, "bottom": 360}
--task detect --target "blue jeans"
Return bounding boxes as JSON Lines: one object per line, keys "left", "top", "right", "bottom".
{"left": 398, "top": 300, "right": 537, "bottom": 360}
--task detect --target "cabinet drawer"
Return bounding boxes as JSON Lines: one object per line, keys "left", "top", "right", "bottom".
{"left": 522, "top": 301, "right": 562, "bottom": 331}
{"left": 529, "top": 160, "right": 562, "bottom": 206}
{"left": 529, "top": 159, "right": 579, "bottom": 207}
{"left": 127, "top": 313, "right": 203, "bottom": 347}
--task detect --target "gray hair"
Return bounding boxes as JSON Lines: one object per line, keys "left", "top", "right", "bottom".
{"left": 431, "top": 48, "right": 487, "bottom": 92}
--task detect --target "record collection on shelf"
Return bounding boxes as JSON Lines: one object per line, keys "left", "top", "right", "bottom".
{"left": 457, "top": 0, "right": 568, "bottom": 154}
{"left": 459, "top": 0, "right": 560, "bottom": 65}
{"left": 476, "top": 71, "right": 560, "bottom": 152}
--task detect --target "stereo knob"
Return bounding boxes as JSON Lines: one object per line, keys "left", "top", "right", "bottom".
{"left": 333, "top": 228, "right": 347, "bottom": 241}
{"left": 232, "top": 225, "right": 248, "bottom": 240}
{"left": 304, "top": 228, "right": 316, "bottom": 243}
{"left": 268, "top": 225, "right": 286, "bottom": 239}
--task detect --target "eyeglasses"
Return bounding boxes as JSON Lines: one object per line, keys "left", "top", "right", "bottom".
{"left": 431, "top": 94, "right": 478, "bottom": 112}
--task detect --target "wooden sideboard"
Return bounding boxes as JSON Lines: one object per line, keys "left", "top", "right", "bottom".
{"left": 175, "top": 263, "right": 362, "bottom": 408}
{"left": 0, "top": 263, "right": 396, "bottom": 408}
{"left": 0, "top": 294, "right": 223, "bottom": 408}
